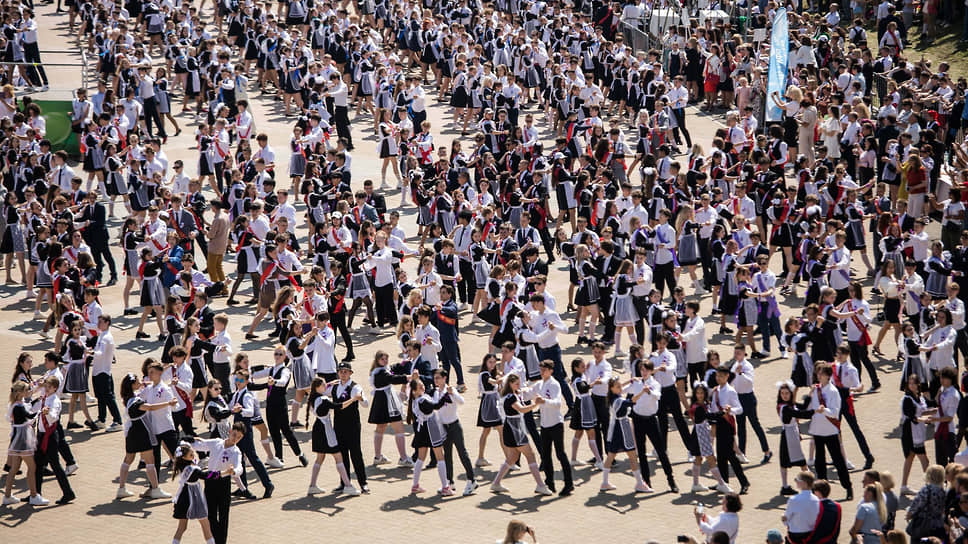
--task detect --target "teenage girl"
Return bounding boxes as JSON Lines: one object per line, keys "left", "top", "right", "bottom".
{"left": 116, "top": 373, "right": 175, "bottom": 499}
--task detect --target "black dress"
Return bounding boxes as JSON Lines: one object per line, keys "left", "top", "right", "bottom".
{"left": 367, "top": 366, "right": 408, "bottom": 424}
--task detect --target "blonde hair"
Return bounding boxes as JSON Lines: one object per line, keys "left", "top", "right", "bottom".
{"left": 925, "top": 464, "right": 945, "bottom": 486}
{"left": 9, "top": 381, "right": 28, "bottom": 404}
{"left": 503, "top": 520, "right": 529, "bottom": 544}
{"left": 880, "top": 470, "right": 895, "bottom": 491}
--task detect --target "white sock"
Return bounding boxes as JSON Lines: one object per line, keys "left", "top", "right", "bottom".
{"left": 260, "top": 438, "right": 274, "bottom": 459}
{"left": 528, "top": 462, "right": 543, "bottom": 486}
{"left": 635, "top": 470, "right": 646, "bottom": 486}
{"left": 412, "top": 459, "right": 423, "bottom": 487}
{"left": 602, "top": 468, "right": 610, "bottom": 486}
{"left": 493, "top": 462, "right": 510, "bottom": 486}
{"left": 437, "top": 462, "right": 448, "bottom": 488}
{"left": 692, "top": 463, "right": 701, "bottom": 485}
{"left": 395, "top": 434, "right": 407, "bottom": 458}
{"left": 711, "top": 466, "right": 725, "bottom": 485}
{"left": 571, "top": 437, "right": 580, "bottom": 460}
{"left": 172, "top": 540, "right": 180, "bottom": 544}
{"left": 615, "top": 334, "right": 623, "bottom": 353}
{"left": 336, "top": 462, "right": 351, "bottom": 487}
{"left": 206, "top": 539, "right": 215, "bottom": 544}
{"left": 588, "top": 439, "right": 603, "bottom": 463}
{"left": 310, "top": 463, "right": 321, "bottom": 488}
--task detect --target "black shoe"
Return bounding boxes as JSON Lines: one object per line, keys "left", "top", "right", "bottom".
{"left": 559, "top": 485, "right": 574, "bottom": 496}
{"left": 361, "top": 485, "right": 370, "bottom": 494}
{"left": 231, "top": 489, "right": 245, "bottom": 497}
{"left": 576, "top": 335, "right": 588, "bottom": 345}
{"left": 137, "top": 460, "right": 146, "bottom": 470}
{"left": 262, "top": 483, "right": 275, "bottom": 499}
{"left": 291, "top": 421, "right": 303, "bottom": 429}
{"left": 56, "top": 493, "right": 76, "bottom": 505}
{"left": 66, "top": 422, "right": 82, "bottom": 429}
{"left": 244, "top": 298, "right": 259, "bottom": 305}
{"left": 780, "top": 485, "right": 796, "bottom": 496}
{"left": 669, "top": 481, "right": 679, "bottom": 494}
{"left": 719, "top": 327, "right": 733, "bottom": 335}
{"left": 43, "top": 468, "right": 53, "bottom": 476}
{"left": 544, "top": 481, "right": 556, "bottom": 493}
{"left": 425, "top": 462, "right": 437, "bottom": 469}
{"left": 241, "top": 490, "right": 257, "bottom": 500}
{"left": 135, "top": 331, "right": 150, "bottom": 339}
{"left": 863, "top": 457, "right": 875, "bottom": 471}
{"left": 739, "top": 485, "right": 749, "bottom": 495}
{"left": 123, "top": 308, "right": 139, "bottom": 316}
{"left": 267, "top": 330, "right": 279, "bottom": 337}
{"left": 106, "top": 277, "right": 117, "bottom": 286}
{"left": 762, "top": 451, "right": 773, "bottom": 464}
{"left": 750, "top": 351, "right": 768, "bottom": 359}
{"left": 245, "top": 333, "right": 258, "bottom": 340}
{"left": 845, "top": 488, "right": 854, "bottom": 501}
{"left": 342, "top": 354, "right": 355, "bottom": 362}
{"left": 149, "top": 310, "right": 157, "bottom": 318}
{"left": 298, "top": 454, "right": 308, "bottom": 467}
{"left": 333, "top": 484, "right": 344, "bottom": 494}
{"left": 226, "top": 299, "right": 240, "bottom": 305}
{"left": 84, "top": 420, "right": 99, "bottom": 431}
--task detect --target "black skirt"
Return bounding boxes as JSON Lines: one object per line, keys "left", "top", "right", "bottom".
{"left": 125, "top": 421, "right": 153, "bottom": 453}
{"left": 884, "top": 298, "right": 901, "bottom": 324}
{"left": 367, "top": 391, "right": 402, "bottom": 424}
{"left": 311, "top": 420, "right": 340, "bottom": 453}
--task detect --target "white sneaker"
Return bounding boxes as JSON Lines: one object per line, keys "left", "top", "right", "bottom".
{"left": 474, "top": 458, "right": 491, "bottom": 467}
{"left": 65, "top": 464, "right": 78, "bottom": 476}
{"left": 900, "top": 485, "right": 916, "bottom": 496}
{"left": 459, "top": 303, "right": 468, "bottom": 311}
{"left": 613, "top": 350, "right": 627, "bottom": 359}
{"left": 807, "top": 458, "right": 815, "bottom": 466}
{"left": 736, "top": 453, "right": 749, "bottom": 464}
{"left": 33, "top": 310, "right": 42, "bottom": 319}
{"left": 116, "top": 487, "right": 134, "bottom": 499}
{"left": 28, "top": 494, "right": 49, "bottom": 506}
{"left": 780, "top": 350, "right": 789, "bottom": 359}
{"left": 397, "top": 457, "right": 414, "bottom": 467}
{"left": 593, "top": 461, "right": 604, "bottom": 472}
{"left": 846, "top": 460, "right": 856, "bottom": 470}
{"left": 650, "top": 449, "right": 658, "bottom": 458}
{"left": 507, "top": 463, "right": 519, "bottom": 472}
{"left": 463, "top": 480, "right": 478, "bottom": 496}
{"left": 39, "top": 329, "right": 49, "bottom": 339}
{"left": 716, "top": 483, "right": 734, "bottom": 494}
{"left": 570, "top": 458, "right": 587, "bottom": 467}
{"left": 534, "top": 484, "right": 553, "bottom": 496}
{"left": 266, "top": 457, "right": 284, "bottom": 468}
{"left": 687, "top": 454, "right": 695, "bottom": 463}
{"left": 105, "top": 422, "right": 122, "bottom": 433}
{"left": 490, "top": 483, "right": 508, "bottom": 493}
{"left": 373, "top": 455, "right": 390, "bottom": 465}
{"left": 307, "top": 486, "right": 326, "bottom": 495}
{"left": 691, "top": 483, "right": 708, "bottom": 493}
{"left": 2, "top": 495, "right": 20, "bottom": 505}
{"left": 149, "top": 487, "right": 171, "bottom": 499}
{"left": 343, "top": 485, "right": 361, "bottom": 496}
{"left": 41, "top": 85, "right": 49, "bottom": 91}
{"left": 367, "top": 326, "right": 381, "bottom": 335}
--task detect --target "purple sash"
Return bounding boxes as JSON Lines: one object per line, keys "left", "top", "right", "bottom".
{"left": 656, "top": 226, "right": 679, "bottom": 267}
{"left": 756, "top": 274, "right": 781, "bottom": 318}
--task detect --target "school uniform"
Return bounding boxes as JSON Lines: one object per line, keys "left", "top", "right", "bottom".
{"left": 708, "top": 383, "right": 750, "bottom": 489}
{"left": 252, "top": 364, "right": 303, "bottom": 462}
{"left": 628, "top": 377, "right": 675, "bottom": 488}
{"left": 332, "top": 380, "right": 367, "bottom": 489}
{"left": 172, "top": 465, "right": 209, "bottom": 520}
{"left": 230, "top": 386, "right": 272, "bottom": 493}
{"left": 33, "top": 393, "right": 74, "bottom": 500}
{"left": 193, "top": 437, "right": 242, "bottom": 544}
{"left": 433, "top": 385, "right": 475, "bottom": 487}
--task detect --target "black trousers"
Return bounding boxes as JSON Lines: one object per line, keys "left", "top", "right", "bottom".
{"left": 89, "top": 239, "right": 117, "bottom": 280}
{"left": 954, "top": 328, "right": 968, "bottom": 368}
{"left": 173, "top": 407, "right": 196, "bottom": 437}
{"left": 373, "top": 283, "right": 397, "bottom": 327}
{"left": 654, "top": 261, "right": 677, "bottom": 300}
{"left": 204, "top": 475, "right": 231, "bottom": 544}
{"left": 442, "top": 420, "right": 475, "bottom": 485}
{"left": 524, "top": 412, "right": 542, "bottom": 460}
{"left": 537, "top": 345, "right": 574, "bottom": 410}
{"left": 152, "top": 429, "right": 179, "bottom": 480}
{"left": 34, "top": 430, "right": 73, "bottom": 497}
{"left": 632, "top": 413, "right": 674, "bottom": 485}
{"left": 457, "top": 259, "right": 475, "bottom": 303}
{"left": 56, "top": 423, "right": 75, "bottom": 465}
{"left": 143, "top": 95, "right": 167, "bottom": 138}
{"left": 538, "top": 423, "right": 572, "bottom": 489}
{"left": 592, "top": 394, "right": 609, "bottom": 454}
{"left": 335, "top": 420, "right": 367, "bottom": 487}
{"left": 936, "top": 429, "right": 956, "bottom": 466}
{"left": 22, "top": 42, "right": 48, "bottom": 86}
{"left": 441, "top": 350, "right": 465, "bottom": 386}
{"left": 672, "top": 107, "right": 692, "bottom": 148}
{"left": 714, "top": 422, "right": 749, "bottom": 487}
{"left": 813, "top": 433, "right": 852, "bottom": 492}
{"left": 659, "top": 385, "right": 696, "bottom": 455}
{"left": 736, "top": 392, "right": 770, "bottom": 455}
{"left": 266, "top": 400, "right": 301, "bottom": 460}
{"left": 334, "top": 105, "right": 352, "bottom": 147}
{"left": 330, "top": 311, "right": 354, "bottom": 359}
{"left": 849, "top": 343, "right": 881, "bottom": 389}
{"left": 92, "top": 372, "right": 122, "bottom": 424}
{"left": 212, "top": 363, "right": 231, "bottom": 393}
{"left": 236, "top": 420, "right": 271, "bottom": 490}
{"left": 840, "top": 401, "right": 874, "bottom": 461}
{"left": 698, "top": 237, "right": 713, "bottom": 290}
{"left": 598, "top": 286, "right": 614, "bottom": 342}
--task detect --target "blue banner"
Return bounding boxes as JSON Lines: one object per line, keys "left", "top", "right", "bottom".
{"left": 766, "top": 8, "right": 789, "bottom": 123}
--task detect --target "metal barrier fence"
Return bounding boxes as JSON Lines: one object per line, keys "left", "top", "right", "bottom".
{"left": 7, "top": 49, "right": 93, "bottom": 90}
{"left": 870, "top": 72, "right": 889, "bottom": 113}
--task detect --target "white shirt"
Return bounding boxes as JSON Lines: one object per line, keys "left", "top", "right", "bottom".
{"left": 651, "top": 349, "right": 678, "bottom": 388}
{"left": 192, "top": 437, "right": 243, "bottom": 476}
{"left": 681, "top": 316, "right": 708, "bottom": 364}
{"left": 710, "top": 383, "right": 743, "bottom": 416}
{"left": 533, "top": 378, "right": 564, "bottom": 428}
{"left": 415, "top": 324, "right": 442, "bottom": 368}
{"left": 91, "top": 330, "right": 115, "bottom": 376}
{"left": 843, "top": 299, "right": 872, "bottom": 341}
{"left": 628, "top": 377, "right": 661, "bottom": 416}
{"left": 700, "top": 511, "right": 740, "bottom": 544}
{"left": 307, "top": 325, "right": 337, "bottom": 374}
{"left": 528, "top": 310, "right": 565, "bottom": 349}
{"left": 785, "top": 490, "right": 821, "bottom": 533}
{"left": 808, "top": 382, "right": 842, "bottom": 436}
{"left": 584, "top": 359, "right": 612, "bottom": 396}
{"left": 142, "top": 381, "right": 176, "bottom": 434}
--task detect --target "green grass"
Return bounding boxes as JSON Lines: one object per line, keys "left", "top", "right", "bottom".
{"left": 885, "top": 22, "right": 968, "bottom": 80}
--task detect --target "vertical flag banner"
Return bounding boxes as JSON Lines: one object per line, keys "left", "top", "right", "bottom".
{"left": 766, "top": 8, "right": 789, "bottom": 123}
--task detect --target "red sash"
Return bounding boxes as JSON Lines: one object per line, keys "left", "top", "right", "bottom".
{"left": 935, "top": 389, "right": 952, "bottom": 440}
{"left": 175, "top": 386, "right": 193, "bottom": 418}
{"left": 712, "top": 388, "right": 736, "bottom": 431}
{"left": 815, "top": 383, "right": 842, "bottom": 428}
{"left": 846, "top": 300, "right": 872, "bottom": 345}
{"left": 831, "top": 365, "right": 854, "bottom": 418}
{"left": 38, "top": 396, "right": 55, "bottom": 453}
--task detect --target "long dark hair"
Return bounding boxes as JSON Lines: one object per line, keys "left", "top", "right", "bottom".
{"left": 12, "top": 353, "right": 30, "bottom": 383}
{"left": 305, "top": 376, "right": 326, "bottom": 427}
{"left": 406, "top": 378, "right": 422, "bottom": 426}
{"left": 199, "top": 379, "right": 221, "bottom": 423}
{"left": 173, "top": 444, "right": 196, "bottom": 474}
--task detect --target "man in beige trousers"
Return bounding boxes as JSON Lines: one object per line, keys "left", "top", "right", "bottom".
{"left": 207, "top": 199, "right": 232, "bottom": 295}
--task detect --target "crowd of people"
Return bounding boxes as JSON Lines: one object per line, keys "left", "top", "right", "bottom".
{"left": 3, "top": 0, "right": 968, "bottom": 542}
